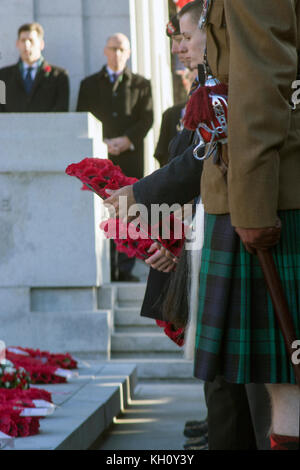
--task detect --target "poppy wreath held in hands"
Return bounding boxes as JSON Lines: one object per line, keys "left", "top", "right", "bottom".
{"left": 65, "top": 158, "right": 186, "bottom": 346}
{"left": 65, "top": 158, "right": 186, "bottom": 260}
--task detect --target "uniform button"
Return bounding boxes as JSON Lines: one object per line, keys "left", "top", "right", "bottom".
{"left": 112, "top": 112, "right": 118, "bottom": 117}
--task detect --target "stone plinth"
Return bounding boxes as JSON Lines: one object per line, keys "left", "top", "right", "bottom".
{"left": 0, "top": 113, "right": 111, "bottom": 355}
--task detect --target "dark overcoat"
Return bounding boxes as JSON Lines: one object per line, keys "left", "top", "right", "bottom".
{"left": 154, "top": 103, "right": 185, "bottom": 167}
{"left": 0, "top": 60, "right": 69, "bottom": 112}
{"left": 77, "top": 66, "right": 153, "bottom": 179}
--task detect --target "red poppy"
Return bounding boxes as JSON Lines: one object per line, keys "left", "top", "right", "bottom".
{"left": 43, "top": 64, "right": 52, "bottom": 74}
{"left": 66, "top": 158, "right": 187, "bottom": 260}
{"left": 173, "top": 0, "right": 193, "bottom": 10}
{"left": 156, "top": 320, "right": 185, "bottom": 347}
{"left": 5, "top": 351, "right": 67, "bottom": 384}
{"left": 0, "top": 405, "right": 40, "bottom": 437}
{"left": 66, "top": 158, "right": 187, "bottom": 346}
{"left": 12, "top": 347, "right": 77, "bottom": 370}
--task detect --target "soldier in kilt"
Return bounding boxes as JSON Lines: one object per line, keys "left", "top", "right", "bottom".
{"left": 104, "top": 0, "right": 300, "bottom": 450}
{"left": 192, "top": 0, "right": 300, "bottom": 450}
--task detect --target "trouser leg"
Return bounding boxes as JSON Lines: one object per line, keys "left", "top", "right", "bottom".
{"left": 110, "top": 241, "right": 136, "bottom": 280}
{"left": 205, "top": 376, "right": 257, "bottom": 450}
{"left": 110, "top": 240, "right": 119, "bottom": 281}
{"left": 245, "top": 384, "right": 272, "bottom": 450}
{"left": 118, "top": 251, "right": 136, "bottom": 274}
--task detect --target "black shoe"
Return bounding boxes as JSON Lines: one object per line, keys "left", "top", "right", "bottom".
{"left": 184, "top": 434, "right": 208, "bottom": 450}
{"left": 184, "top": 418, "right": 207, "bottom": 428}
{"left": 184, "top": 419, "right": 208, "bottom": 438}
{"left": 118, "top": 272, "right": 140, "bottom": 282}
{"left": 184, "top": 442, "right": 209, "bottom": 450}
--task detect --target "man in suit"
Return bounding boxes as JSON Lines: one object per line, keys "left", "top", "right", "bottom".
{"left": 0, "top": 22, "right": 69, "bottom": 112}
{"left": 77, "top": 33, "right": 153, "bottom": 181}
{"left": 77, "top": 33, "right": 153, "bottom": 282}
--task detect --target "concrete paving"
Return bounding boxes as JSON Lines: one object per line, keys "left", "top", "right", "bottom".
{"left": 0, "top": 360, "right": 206, "bottom": 450}
{"left": 97, "top": 381, "right": 207, "bottom": 451}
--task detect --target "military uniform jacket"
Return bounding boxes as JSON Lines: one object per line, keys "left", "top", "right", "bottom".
{"left": 77, "top": 66, "right": 153, "bottom": 179}
{"left": 0, "top": 60, "right": 69, "bottom": 112}
{"left": 133, "top": 0, "right": 300, "bottom": 228}
{"left": 201, "top": 0, "right": 300, "bottom": 228}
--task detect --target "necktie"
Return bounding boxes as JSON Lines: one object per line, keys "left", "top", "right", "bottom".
{"left": 24, "top": 67, "right": 33, "bottom": 94}
{"left": 111, "top": 73, "right": 118, "bottom": 84}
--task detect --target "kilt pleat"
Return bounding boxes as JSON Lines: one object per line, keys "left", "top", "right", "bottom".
{"left": 194, "top": 209, "right": 300, "bottom": 384}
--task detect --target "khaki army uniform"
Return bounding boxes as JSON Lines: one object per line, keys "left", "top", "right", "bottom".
{"left": 193, "top": 0, "right": 300, "bottom": 386}
{"left": 130, "top": 0, "right": 300, "bottom": 386}
{"left": 201, "top": 0, "right": 300, "bottom": 228}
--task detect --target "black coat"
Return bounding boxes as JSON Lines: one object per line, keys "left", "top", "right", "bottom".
{"left": 0, "top": 60, "right": 69, "bottom": 112}
{"left": 76, "top": 66, "right": 153, "bottom": 179}
{"left": 134, "top": 131, "right": 203, "bottom": 214}
{"left": 154, "top": 103, "right": 185, "bottom": 167}
{"left": 139, "top": 127, "right": 203, "bottom": 321}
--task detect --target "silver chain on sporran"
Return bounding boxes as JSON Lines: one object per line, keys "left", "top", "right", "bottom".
{"left": 193, "top": 76, "right": 228, "bottom": 162}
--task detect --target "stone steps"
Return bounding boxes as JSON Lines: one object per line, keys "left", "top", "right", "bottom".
{"left": 2, "top": 360, "right": 137, "bottom": 451}
{"left": 114, "top": 306, "right": 156, "bottom": 327}
{"left": 111, "top": 332, "right": 181, "bottom": 353}
{"left": 109, "top": 357, "right": 194, "bottom": 380}
{"left": 103, "top": 280, "right": 194, "bottom": 380}
{"left": 115, "top": 325, "right": 160, "bottom": 333}
{"left": 115, "top": 283, "right": 147, "bottom": 307}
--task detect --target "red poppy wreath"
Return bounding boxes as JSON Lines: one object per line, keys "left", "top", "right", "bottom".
{"left": 65, "top": 158, "right": 186, "bottom": 346}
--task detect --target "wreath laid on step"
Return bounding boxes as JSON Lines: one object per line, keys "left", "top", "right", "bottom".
{"left": 0, "top": 346, "right": 77, "bottom": 438}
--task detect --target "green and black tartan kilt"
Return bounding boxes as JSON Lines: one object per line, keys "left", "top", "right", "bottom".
{"left": 194, "top": 209, "right": 300, "bottom": 384}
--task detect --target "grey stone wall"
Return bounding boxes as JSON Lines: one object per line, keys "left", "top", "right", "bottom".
{"left": 0, "top": 112, "right": 111, "bottom": 354}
